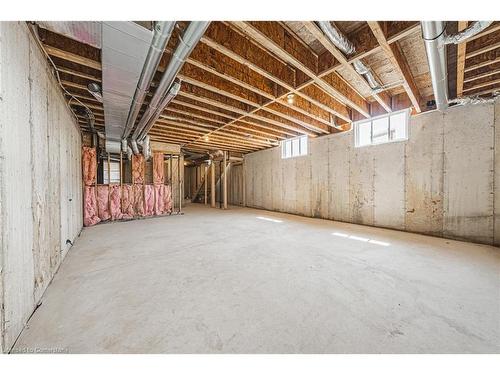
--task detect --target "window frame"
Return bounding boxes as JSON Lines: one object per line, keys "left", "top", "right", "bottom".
{"left": 103, "top": 160, "right": 121, "bottom": 184}
{"left": 354, "top": 108, "right": 410, "bottom": 148}
{"left": 281, "top": 135, "right": 308, "bottom": 159}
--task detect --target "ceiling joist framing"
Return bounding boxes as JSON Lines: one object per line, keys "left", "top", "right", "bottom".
{"left": 36, "top": 21, "right": 499, "bottom": 155}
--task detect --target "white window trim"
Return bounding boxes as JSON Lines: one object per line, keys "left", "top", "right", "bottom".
{"left": 354, "top": 108, "right": 410, "bottom": 148}
{"left": 281, "top": 135, "right": 308, "bottom": 159}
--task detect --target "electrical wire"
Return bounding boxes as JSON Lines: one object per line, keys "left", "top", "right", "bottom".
{"left": 27, "top": 22, "right": 97, "bottom": 132}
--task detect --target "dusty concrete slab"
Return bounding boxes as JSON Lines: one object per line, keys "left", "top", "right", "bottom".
{"left": 13, "top": 204, "right": 500, "bottom": 353}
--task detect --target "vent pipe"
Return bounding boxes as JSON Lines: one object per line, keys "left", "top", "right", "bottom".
{"left": 317, "top": 21, "right": 382, "bottom": 93}
{"left": 140, "top": 135, "right": 152, "bottom": 160}
{"left": 317, "top": 21, "right": 355, "bottom": 55}
{"left": 449, "top": 91, "right": 499, "bottom": 106}
{"left": 131, "top": 21, "right": 210, "bottom": 148}
{"left": 422, "top": 21, "right": 493, "bottom": 111}
{"left": 353, "top": 60, "right": 383, "bottom": 92}
{"left": 444, "top": 21, "right": 493, "bottom": 45}
{"left": 138, "top": 80, "right": 181, "bottom": 141}
{"left": 421, "top": 21, "right": 449, "bottom": 111}
{"left": 131, "top": 139, "right": 139, "bottom": 155}
{"left": 122, "top": 21, "right": 176, "bottom": 140}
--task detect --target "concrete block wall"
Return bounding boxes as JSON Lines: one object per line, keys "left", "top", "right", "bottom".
{"left": 0, "top": 22, "right": 83, "bottom": 352}
{"left": 244, "top": 102, "right": 500, "bottom": 246}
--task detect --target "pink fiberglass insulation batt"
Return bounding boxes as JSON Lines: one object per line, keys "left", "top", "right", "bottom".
{"left": 109, "top": 184, "right": 123, "bottom": 220}
{"left": 82, "top": 146, "right": 97, "bottom": 186}
{"left": 121, "top": 184, "right": 134, "bottom": 219}
{"left": 96, "top": 185, "right": 111, "bottom": 221}
{"left": 133, "top": 184, "right": 145, "bottom": 216}
{"left": 154, "top": 184, "right": 166, "bottom": 215}
{"left": 153, "top": 152, "right": 165, "bottom": 184}
{"left": 132, "top": 154, "right": 145, "bottom": 184}
{"left": 144, "top": 185, "right": 155, "bottom": 216}
{"left": 164, "top": 184, "right": 173, "bottom": 213}
{"left": 83, "top": 186, "right": 100, "bottom": 226}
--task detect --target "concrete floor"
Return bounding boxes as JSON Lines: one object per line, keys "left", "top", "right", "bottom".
{"left": 13, "top": 204, "right": 500, "bottom": 353}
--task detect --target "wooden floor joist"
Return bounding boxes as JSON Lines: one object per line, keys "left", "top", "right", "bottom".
{"left": 232, "top": 21, "right": 371, "bottom": 118}
{"left": 306, "top": 21, "right": 392, "bottom": 112}
{"left": 36, "top": 21, "right": 499, "bottom": 155}
{"left": 367, "top": 21, "right": 421, "bottom": 112}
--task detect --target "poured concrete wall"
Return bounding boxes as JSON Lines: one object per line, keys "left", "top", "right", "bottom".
{"left": 0, "top": 22, "right": 83, "bottom": 352}
{"left": 244, "top": 102, "right": 500, "bottom": 246}
{"left": 228, "top": 163, "right": 243, "bottom": 206}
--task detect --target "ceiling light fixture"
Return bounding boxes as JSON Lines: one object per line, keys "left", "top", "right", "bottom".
{"left": 204, "top": 136, "right": 209, "bottom": 142}
{"left": 287, "top": 93, "right": 295, "bottom": 104}
{"left": 87, "top": 83, "right": 103, "bottom": 103}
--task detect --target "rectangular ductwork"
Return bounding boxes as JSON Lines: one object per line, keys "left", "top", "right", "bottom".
{"left": 37, "top": 21, "right": 102, "bottom": 48}
{"left": 101, "top": 22, "right": 153, "bottom": 146}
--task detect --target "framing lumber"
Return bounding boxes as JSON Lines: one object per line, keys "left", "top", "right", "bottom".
{"left": 306, "top": 21, "right": 392, "bottom": 112}
{"left": 463, "top": 77, "right": 500, "bottom": 92}
{"left": 456, "top": 21, "right": 469, "bottom": 98}
{"left": 42, "top": 44, "right": 101, "bottom": 70}
{"left": 233, "top": 21, "right": 371, "bottom": 118}
{"left": 367, "top": 21, "right": 421, "bottom": 112}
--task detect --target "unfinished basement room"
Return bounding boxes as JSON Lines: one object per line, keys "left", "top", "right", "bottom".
{"left": 1, "top": 5, "right": 500, "bottom": 360}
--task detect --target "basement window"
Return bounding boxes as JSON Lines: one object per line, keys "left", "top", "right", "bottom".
{"left": 103, "top": 161, "right": 121, "bottom": 184}
{"left": 281, "top": 135, "right": 308, "bottom": 159}
{"left": 354, "top": 109, "right": 409, "bottom": 147}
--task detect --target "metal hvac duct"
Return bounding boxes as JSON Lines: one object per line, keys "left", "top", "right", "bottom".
{"left": 101, "top": 22, "right": 153, "bottom": 146}
{"left": 449, "top": 91, "right": 499, "bottom": 106}
{"left": 318, "top": 21, "right": 382, "bottom": 93}
{"left": 131, "top": 139, "right": 140, "bottom": 155}
{"left": 353, "top": 60, "right": 383, "bottom": 92}
{"left": 141, "top": 135, "right": 152, "bottom": 160}
{"left": 138, "top": 80, "right": 181, "bottom": 141}
{"left": 444, "top": 21, "right": 493, "bottom": 45}
{"left": 317, "top": 21, "right": 355, "bottom": 55}
{"left": 122, "top": 21, "right": 176, "bottom": 140}
{"left": 421, "top": 21, "right": 449, "bottom": 111}
{"left": 36, "top": 21, "right": 102, "bottom": 48}
{"left": 422, "top": 21, "right": 493, "bottom": 111}
{"left": 131, "top": 21, "right": 211, "bottom": 147}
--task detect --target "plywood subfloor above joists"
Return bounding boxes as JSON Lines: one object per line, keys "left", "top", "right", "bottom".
{"left": 33, "top": 21, "right": 500, "bottom": 154}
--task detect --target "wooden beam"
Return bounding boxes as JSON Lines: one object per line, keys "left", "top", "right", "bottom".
{"left": 155, "top": 120, "right": 277, "bottom": 147}
{"left": 156, "top": 119, "right": 275, "bottom": 146}
{"left": 166, "top": 107, "right": 226, "bottom": 125}
{"left": 462, "top": 86, "right": 499, "bottom": 97}
{"left": 61, "top": 79, "right": 88, "bottom": 91}
{"left": 464, "top": 68, "right": 500, "bottom": 83}
{"left": 233, "top": 21, "right": 370, "bottom": 118}
{"left": 179, "top": 88, "right": 317, "bottom": 137}
{"left": 456, "top": 21, "right": 469, "bottom": 97}
{"left": 178, "top": 65, "right": 330, "bottom": 133}
{"left": 466, "top": 41, "right": 500, "bottom": 59}
{"left": 305, "top": 21, "right": 392, "bottom": 113}
{"left": 173, "top": 97, "right": 297, "bottom": 138}
{"left": 42, "top": 44, "right": 101, "bottom": 70}
{"left": 463, "top": 77, "right": 500, "bottom": 92}
{"left": 151, "top": 133, "right": 257, "bottom": 153}
{"left": 57, "top": 67, "right": 101, "bottom": 82}
{"left": 172, "top": 98, "right": 238, "bottom": 121}
{"left": 367, "top": 21, "right": 422, "bottom": 112}
{"left": 199, "top": 24, "right": 353, "bottom": 122}
{"left": 201, "top": 22, "right": 296, "bottom": 89}
{"left": 465, "top": 55, "right": 500, "bottom": 73}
